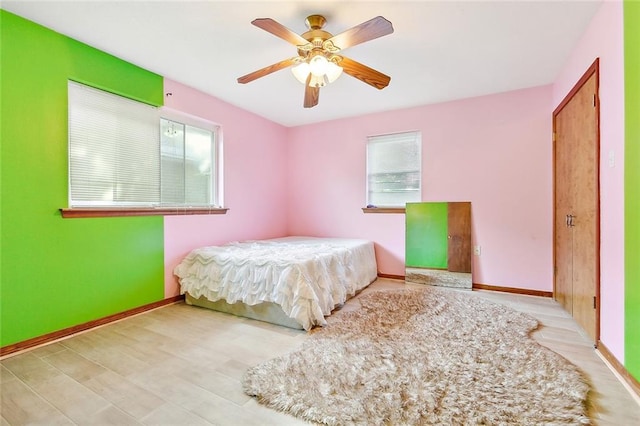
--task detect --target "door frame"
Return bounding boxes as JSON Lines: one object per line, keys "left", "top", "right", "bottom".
{"left": 552, "top": 58, "right": 601, "bottom": 344}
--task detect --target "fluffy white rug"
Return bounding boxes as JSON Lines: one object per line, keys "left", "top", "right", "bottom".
{"left": 243, "top": 287, "right": 591, "bottom": 425}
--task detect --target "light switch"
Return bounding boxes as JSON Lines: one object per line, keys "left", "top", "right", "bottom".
{"left": 609, "top": 150, "right": 615, "bottom": 168}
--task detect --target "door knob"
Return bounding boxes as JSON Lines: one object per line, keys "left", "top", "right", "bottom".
{"left": 565, "top": 214, "right": 576, "bottom": 227}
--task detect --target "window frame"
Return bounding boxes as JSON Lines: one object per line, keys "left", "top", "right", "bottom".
{"left": 159, "top": 108, "right": 223, "bottom": 209}
{"left": 364, "top": 130, "right": 422, "bottom": 212}
{"left": 62, "top": 83, "right": 226, "bottom": 218}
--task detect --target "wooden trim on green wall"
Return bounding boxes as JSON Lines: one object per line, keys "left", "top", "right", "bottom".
{"left": 60, "top": 207, "right": 229, "bottom": 218}
{"left": 0, "top": 296, "right": 184, "bottom": 358}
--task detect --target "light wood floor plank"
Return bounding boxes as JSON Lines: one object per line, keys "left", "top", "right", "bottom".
{"left": 1, "top": 279, "right": 638, "bottom": 425}
{"left": 81, "top": 370, "right": 166, "bottom": 420}
{"left": 0, "top": 370, "right": 73, "bottom": 425}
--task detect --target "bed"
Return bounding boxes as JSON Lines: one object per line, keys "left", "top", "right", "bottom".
{"left": 174, "top": 236, "right": 378, "bottom": 330}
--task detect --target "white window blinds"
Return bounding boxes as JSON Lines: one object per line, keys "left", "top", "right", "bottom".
{"left": 366, "top": 131, "right": 421, "bottom": 207}
{"left": 68, "top": 81, "right": 220, "bottom": 209}
{"left": 68, "top": 81, "right": 160, "bottom": 206}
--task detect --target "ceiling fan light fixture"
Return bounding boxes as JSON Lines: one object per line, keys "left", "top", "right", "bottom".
{"left": 291, "top": 62, "right": 310, "bottom": 84}
{"left": 308, "top": 74, "right": 328, "bottom": 88}
{"left": 292, "top": 59, "right": 343, "bottom": 86}
{"left": 325, "top": 61, "right": 343, "bottom": 83}
{"left": 309, "top": 55, "right": 329, "bottom": 77}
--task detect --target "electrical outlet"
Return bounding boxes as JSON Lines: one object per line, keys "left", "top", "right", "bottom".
{"left": 474, "top": 245, "right": 481, "bottom": 256}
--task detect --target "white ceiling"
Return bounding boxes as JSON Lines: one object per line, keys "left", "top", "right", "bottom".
{"left": 3, "top": 0, "right": 602, "bottom": 127}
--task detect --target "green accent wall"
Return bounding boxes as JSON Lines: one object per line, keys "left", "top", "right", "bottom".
{"left": 624, "top": 1, "right": 640, "bottom": 382}
{"left": 0, "top": 11, "right": 165, "bottom": 347}
{"left": 406, "top": 202, "right": 448, "bottom": 269}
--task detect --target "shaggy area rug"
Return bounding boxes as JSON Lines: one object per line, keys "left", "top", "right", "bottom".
{"left": 242, "top": 287, "right": 591, "bottom": 425}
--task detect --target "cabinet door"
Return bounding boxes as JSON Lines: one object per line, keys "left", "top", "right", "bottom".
{"left": 447, "top": 202, "right": 471, "bottom": 273}
{"left": 405, "top": 202, "right": 448, "bottom": 269}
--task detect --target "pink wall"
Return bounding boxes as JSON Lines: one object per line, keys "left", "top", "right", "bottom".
{"left": 287, "top": 85, "right": 553, "bottom": 291}
{"left": 163, "top": 79, "right": 289, "bottom": 297}
{"left": 553, "top": 2, "right": 625, "bottom": 362}
{"left": 161, "top": 3, "right": 624, "bottom": 362}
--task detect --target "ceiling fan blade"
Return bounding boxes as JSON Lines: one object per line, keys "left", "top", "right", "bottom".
{"left": 237, "top": 57, "right": 297, "bottom": 84}
{"left": 304, "top": 74, "right": 320, "bottom": 108}
{"left": 339, "top": 56, "right": 391, "bottom": 90}
{"left": 252, "top": 18, "right": 310, "bottom": 47}
{"left": 327, "top": 16, "right": 393, "bottom": 51}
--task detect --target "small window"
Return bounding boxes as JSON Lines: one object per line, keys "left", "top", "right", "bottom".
{"left": 366, "top": 131, "right": 421, "bottom": 207}
{"left": 160, "top": 118, "right": 217, "bottom": 206}
{"left": 68, "top": 81, "right": 221, "bottom": 209}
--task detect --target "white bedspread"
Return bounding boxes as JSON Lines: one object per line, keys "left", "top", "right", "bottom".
{"left": 174, "top": 237, "right": 378, "bottom": 330}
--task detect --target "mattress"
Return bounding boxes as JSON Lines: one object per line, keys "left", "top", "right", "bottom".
{"left": 174, "top": 236, "right": 378, "bottom": 330}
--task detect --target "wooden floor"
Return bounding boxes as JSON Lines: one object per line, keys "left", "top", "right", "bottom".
{"left": 2, "top": 279, "right": 639, "bottom": 425}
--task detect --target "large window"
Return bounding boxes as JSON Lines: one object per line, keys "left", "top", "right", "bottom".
{"left": 366, "top": 131, "right": 421, "bottom": 207}
{"left": 68, "top": 81, "right": 220, "bottom": 211}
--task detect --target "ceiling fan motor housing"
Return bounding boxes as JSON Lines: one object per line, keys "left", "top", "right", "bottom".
{"left": 305, "top": 15, "right": 327, "bottom": 30}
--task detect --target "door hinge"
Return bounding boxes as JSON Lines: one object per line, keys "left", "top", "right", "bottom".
{"left": 593, "top": 94, "right": 597, "bottom": 107}
{"left": 593, "top": 296, "right": 597, "bottom": 309}
{"left": 552, "top": 132, "right": 556, "bottom": 142}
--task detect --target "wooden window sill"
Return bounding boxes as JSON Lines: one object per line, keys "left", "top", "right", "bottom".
{"left": 361, "top": 207, "right": 406, "bottom": 214}
{"left": 60, "top": 207, "right": 229, "bottom": 218}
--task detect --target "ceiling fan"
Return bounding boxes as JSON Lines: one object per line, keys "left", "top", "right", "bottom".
{"left": 237, "top": 14, "right": 394, "bottom": 108}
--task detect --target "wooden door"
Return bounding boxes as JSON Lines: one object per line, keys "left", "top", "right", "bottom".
{"left": 553, "top": 61, "right": 600, "bottom": 343}
{"left": 554, "top": 103, "right": 574, "bottom": 313}
{"left": 570, "top": 72, "right": 599, "bottom": 342}
{"left": 447, "top": 202, "right": 472, "bottom": 273}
